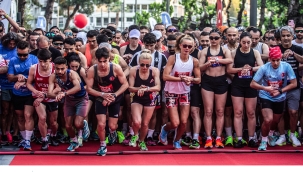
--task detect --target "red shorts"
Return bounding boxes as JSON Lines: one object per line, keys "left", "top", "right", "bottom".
{"left": 165, "top": 92, "right": 190, "bottom": 108}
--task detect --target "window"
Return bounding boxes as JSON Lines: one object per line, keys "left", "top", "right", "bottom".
{"left": 54, "top": 7, "right": 57, "bottom": 14}
{"left": 104, "top": 18, "right": 109, "bottom": 25}
{"left": 96, "top": 17, "right": 102, "bottom": 26}
{"left": 59, "top": 17, "right": 64, "bottom": 28}
{"left": 52, "top": 18, "right": 57, "bottom": 26}
{"left": 90, "top": 17, "right": 94, "bottom": 23}
{"left": 142, "top": 5, "right": 147, "bottom": 10}
{"left": 127, "top": 18, "right": 133, "bottom": 22}
{"left": 136, "top": 5, "right": 140, "bottom": 11}
{"left": 126, "top": 4, "right": 133, "bottom": 12}
{"left": 111, "top": 18, "right": 116, "bottom": 23}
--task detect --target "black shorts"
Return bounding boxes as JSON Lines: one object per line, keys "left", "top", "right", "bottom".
{"left": 41, "top": 101, "right": 59, "bottom": 112}
{"left": 225, "top": 84, "right": 232, "bottom": 107}
{"left": 231, "top": 84, "right": 258, "bottom": 98}
{"left": 88, "top": 94, "right": 95, "bottom": 102}
{"left": 190, "top": 88, "right": 202, "bottom": 108}
{"left": 12, "top": 94, "right": 34, "bottom": 110}
{"left": 132, "top": 92, "right": 160, "bottom": 107}
{"left": 201, "top": 74, "right": 228, "bottom": 94}
{"left": 260, "top": 98, "right": 285, "bottom": 114}
{"left": 95, "top": 96, "right": 122, "bottom": 118}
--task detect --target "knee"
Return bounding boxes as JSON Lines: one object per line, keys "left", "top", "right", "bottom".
{"left": 247, "top": 111, "right": 256, "bottom": 120}
{"left": 38, "top": 117, "right": 47, "bottom": 124}
{"left": 97, "top": 122, "right": 106, "bottom": 130}
{"left": 263, "top": 117, "right": 273, "bottom": 125}
{"left": 141, "top": 122, "right": 149, "bottom": 129}
{"left": 171, "top": 120, "right": 180, "bottom": 128}
{"left": 108, "top": 123, "right": 117, "bottom": 131}
{"left": 234, "top": 110, "right": 243, "bottom": 119}
{"left": 289, "top": 110, "right": 298, "bottom": 118}
{"left": 132, "top": 119, "right": 141, "bottom": 128}
{"left": 179, "top": 120, "right": 187, "bottom": 127}
{"left": 65, "top": 123, "right": 73, "bottom": 129}
{"left": 216, "top": 109, "right": 224, "bottom": 118}
{"left": 204, "top": 110, "right": 213, "bottom": 118}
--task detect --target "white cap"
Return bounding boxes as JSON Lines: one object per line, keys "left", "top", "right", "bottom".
{"left": 151, "top": 30, "right": 162, "bottom": 40}
{"left": 129, "top": 29, "right": 140, "bottom": 39}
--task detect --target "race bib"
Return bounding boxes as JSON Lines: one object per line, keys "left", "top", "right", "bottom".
{"left": 208, "top": 56, "right": 223, "bottom": 67}
{"left": 238, "top": 69, "right": 253, "bottom": 79}
{"left": 98, "top": 84, "right": 114, "bottom": 93}
{"left": 268, "top": 80, "right": 282, "bottom": 89}
{"left": 174, "top": 71, "right": 190, "bottom": 77}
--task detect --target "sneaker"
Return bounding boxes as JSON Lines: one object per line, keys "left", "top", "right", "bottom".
{"left": 50, "top": 136, "right": 59, "bottom": 146}
{"left": 105, "top": 137, "right": 109, "bottom": 144}
{"left": 258, "top": 141, "right": 267, "bottom": 151}
{"left": 31, "top": 134, "right": 36, "bottom": 142}
{"left": 41, "top": 141, "right": 49, "bottom": 151}
{"left": 82, "top": 120, "right": 90, "bottom": 140}
{"left": 290, "top": 136, "right": 302, "bottom": 147}
{"left": 189, "top": 139, "right": 200, "bottom": 149}
{"left": 215, "top": 138, "right": 224, "bottom": 148}
{"left": 23, "top": 140, "right": 32, "bottom": 151}
{"left": 123, "top": 134, "right": 132, "bottom": 146}
{"left": 234, "top": 139, "right": 244, "bottom": 148}
{"left": 248, "top": 139, "right": 259, "bottom": 148}
{"left": 225, "top": 136, "right": 233, "bottom": 146}
{"left": 158, "top": 124, "right": 168, "bottom": 145}
{"left": 12, "top": 135, "right": 20, "bottom": 146}
{"left": 18, "top": 139, "right": 26, "bottom": 148}
{"left": 204, "top": 139, "right": 213, "bottom": 149}
{"left": 181, "top": 136, "right": 192, "bottom": 146}
{"left": 67, "top": 142, "right": 79, "bottom": 152}
{"left": 129, "top": 135, "right": 138, "bottom": 147}
{"left": 96, "top": 146, "right": 107, "bottom": 156}
{"left": 268, "top": 135, "right": 277, "bottom": 146}
{"left": 173, "top": 140, "right": 182, "bottom": 150}
{"left": 117, "top": 131, "right": 125, "bottom": 144}
{"left": 139, "top": 141, "right": 148, "bottom": 151}
{"left": 90, "top": 132, "right": 99, "bottom": 141}
{"left": 288, "top": 130, "right": 299, "bottom": 138}
{"left": 275, "top": 136, "right": 286, "bottom": 146}
{"left": 78, "top": 136, "right": 83, "bottom": 147}
{"left": 108, "top": 131, "right": 117, "bottom": 145}
{"left": 146, "top": 137, "right": 157, "bottom": 146}
{"left": 6, "top": 133, "right": 12, "bottom": 144}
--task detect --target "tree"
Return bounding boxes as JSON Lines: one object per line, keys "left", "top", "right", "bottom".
{"left": 17, "top": 0, "right": 41, "bottom": 27}
{"left": 226, "top": 0, "right": 232, "bottom": 27}
{"left": 236, "top": 0, "right": 246, "bottom": 26}
{"left": 134, "top": 11, "right": 150, "bottom": 26}
{"left": 198, "top": 0, "right": 216, "bottom": 30}
{"left": 44, "top": 0, "right": 56, "bottom": 30}
{"left": 258, "top": 0, "right": 266, "bottom": 29}
{"left": 149, "top": 1, "right": 173, "bottom": 23}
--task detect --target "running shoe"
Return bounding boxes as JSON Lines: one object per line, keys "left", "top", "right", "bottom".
{"left": 248, "top": 139, "right": 259, "bottom": 148}
{"left": 67, "top": 142, "right": 79, "bottom": 152}
{"left": 268, "top": 135, "right": 277, "bottom": 146}
{"left": 96, "top": 146, "right": 107, "bottom": 156}
{"left": 50, "top": 136, "right": 59, "bottom": 146}
{"left": 105, "top": 137, "right": 109, "bottom": 144}
{"left": 139, "top": 141, "right": 148, "bottom": 151}
{"left": 129, "top": 135, "right": 138, "bottom": 147}
{"left": 290, "top": 136, "right": 302, "bottom": 147}
{"left": 225, "top": 136, "right": 233, "bottom": 146}
{"left": 123, "top": 134, "right": 132, "bottom": 146}
{"left": 23, "top": 140, "right": 32, "bottom": 151}
{"left": 41, "top": 141, "right": 49, "bottom": 151}
{"left": 189, "top": 139, "right": 200, "bottom": 149}
{"left": 234, "top": 139, "right": 244, "bottom": 148}
{"left": 275, "top": 136, "right": 286, "bottom": 146}
{"left": 82, "top": 120, "right": 90, "bottom": 140}
{"left": 204, "top": 139, "right": 213, "bottom": 149}
{"left": 108, "top": 131, "right": 117, "bottom": 145}
{"left": 90, "top": 132, "right": 100, "bottom": 141}
{"left": 18, "top": 139, "right": 26, "bottom": 148}
{"left": 173, "top": 140, "right": 182, "bottom": 150}
{"left": 181, "top": 136, "right": 192, "bottom": 146}
{"left": 6, "top": 132, "right": 12, "bottom": 144}
{"left": 146, "top": 137, "right": 157, "bottom": 146}
{"left": 288, "top": 130, "right": 299, "bottom": 138}
{"left": 258, "top": 141, "right": 267, "bottom": 151}
{"left": 215, "top": 138, "right": 224, "bottom": 148}
{"left": 158, "top": 124, "right": 168, "bottom": 145}
{"left": 78, "top": 136, "right": 83, "bottom": 147}
{"left": 117, "top": 131, "right": 125, "bottom": 143}
{"left": 12, "top": 135, "right": 20, "bottom": 146}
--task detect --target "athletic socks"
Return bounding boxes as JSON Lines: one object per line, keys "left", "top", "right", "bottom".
{"left": 100, "top": 141, "right": 106, "bottom": 147}
{"left": 25, "top": 130, "right": 33, "bottom": 141}
{"left": 225, "top": 127, "right": 232, "bottom": 137}
{"left": 129, "top": 126, "right": 134, "bottom": 136}
{"left": 193, "top": 133, "right": 199, "bottom": 140}
{"left": 147, "top": 129, "right": 154, "bottom": 138}
{"left": 78, "top": 130, "right": 83, "bottom": 137}
{"left": 262, "top": 136, "right": 268, "bottom": 142}
{"left": 268, "top": 130, "right": 275, "bottom": 136}
{"left": 186, "top": 132, "right": 192, "bottom": 138}
{"left": 20, "top": 131, "right": 26, "bottom": 140}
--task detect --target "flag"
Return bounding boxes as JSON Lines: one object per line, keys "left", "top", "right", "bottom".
{"left": 216, "top": 0, "right": 223, "bottom": 28}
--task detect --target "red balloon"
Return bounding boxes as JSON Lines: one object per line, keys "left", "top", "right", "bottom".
{"left": 74, "top": 14, "right": 88, "bottom": 29}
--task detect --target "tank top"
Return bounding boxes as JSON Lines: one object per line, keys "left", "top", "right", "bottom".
{"left": 232, "top": 48, "right": 256, "bottom": 87}
{"left": 253, "top": 42, "right": 263, "bottom": 54}
{"left": 92, "top": 63, "right": 122, "bottom": 100}
{"left": 33, "top": 64, "right": 55, "bottom": 102}
{"left": 76, "top": 67, "right": 86, "bottom": 86}
{"left": 124, "top": 44, "right": 141, "bottom": 56}
{"left": 133, "top": 68, "right": 156, "bottom": 101}
{"left": 56, "top": 69, "right": 86, "bottom": 98}
{"left": 205, "top": 46, "right": 226, "bottom": 67}
{"left": 164, "top": 53, "right": 193, "bottom": 94}
{"left": 85, "top": 44, "right": 92, "bottom": 67}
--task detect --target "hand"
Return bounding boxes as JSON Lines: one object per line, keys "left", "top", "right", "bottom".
{"left": 34, "top": 90, "right": 45, "bottom": 99}
{"left": 0, "top": 9, "right": 6, "bottom": 17}
{"left": 17, "top": 74, "right": 26, "bottom": 82}
{"left": 14, "top": 81, "right": 26, "bottom": 90}
{"left": 33, "top": 98, "right": 44, "bottom": 107}
{"left": 53, "top": 83, "right": 62, "bottom": 94}
{"left": 270, "top": 90, "right": 280, "bottom": 97}
{"left": 137, "top": 88, "right": 147, "bottom": 97}
{"left": 101, "top": 93, "right": 115, "bottom": 103}
{"left": 283, "top": 49, "right": 294, "bottom": 59}
{"left": 264, "top": 86, "right": 277, "bottom": 93}
{"left": 140, "top": 85, "right": 147, "bottom": 89}
{"left": 55, "top": 92, "right": 65, "bottom": 102}
{"left": 180, "top": 76, "right": 192, "bottom": 85}
{"left": 243, "top": 64, "right": 252, "bottom": 70}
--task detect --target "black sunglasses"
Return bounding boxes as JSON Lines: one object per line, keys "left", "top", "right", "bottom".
{"left": 53, "top": 42, "right": 64, "bottom": 46}
{"left": 182, "top": 44, "right": 193, "bottom": 49}
{"left": 265, "top": 36, "right": 275, "bottom": 41}
{"left": 17, "top": 53, "right": 28, "bottom": 57}
{"left": 168, "top": 45, "right": 175, "bottom": 49}
{"left": 140, "top": 63, "right": 151, "bottom": 67}
{"left": 295, "top": 30, "right": 303, "bottom": 34}
{"left": 209, "top": 36, "right": 220, "bottom": 40}
{"left": 167, "top": 29, "right": 178, "bottom": 33}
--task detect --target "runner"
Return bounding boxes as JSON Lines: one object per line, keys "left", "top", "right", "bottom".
{"left": 47, "top": 57, "right": 90, "bottom": 152}
{"left": 86, "top": 47, "right": 128, "bottom": 156}
{"left": 26, "top": 48, "right": 59, "bottom": 151}
{"left": 250, "top": 46, "right": 297, "bottom": 151}
{"left": 159, "top": 35, "right": 201, "bottom": 150}
{"left": 128, "top": 49, "right": 161, "bottom": 151}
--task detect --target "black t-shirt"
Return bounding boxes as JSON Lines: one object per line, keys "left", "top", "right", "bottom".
{"left": 279, "top": 44, "right": 303, "bottom": 88}
{"left": 190, "top": 48, "right": 199, "bottom": 59}
{"left": 30, "top": 47, "right": 62, "bottom": 62}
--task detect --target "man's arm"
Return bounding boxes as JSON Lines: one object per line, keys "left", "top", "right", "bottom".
{"left": 192, "top": 58, "right": 201, "bottom": 84}
{"left": 65, "top": 70, "right": 81, "bottom": 95}
{"left": 261, "top": 43, "right": 269, "bottom": 61}
{"left": 0, "top": 9, "right": 20, "bottom": 31}
{"left": 0, "top": 66, "right": 8, "bottom": 74}
{"left": 119, "top": 46, "right": 126, "bottom": 56}
{"left": 78, "top": 52, "right": 88, "bottom": 69}
{"left": 47, "top": 74, "right": 57, "bottom": 99}
{"left": 26, "top": 65, "right": 40, "bottom": 95}
{"left": 86, "top": 66, "right": 101, "bottom": 97}
{"left": 114, "top": 64, "right": 129, "bottom": 97}
{"left": 119, "top": 56, "right": 129, "bottom": 77}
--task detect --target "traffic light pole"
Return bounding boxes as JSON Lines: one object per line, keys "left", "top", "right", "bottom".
{"left": 250, "top": 0, "right": 257, "bottom": 27}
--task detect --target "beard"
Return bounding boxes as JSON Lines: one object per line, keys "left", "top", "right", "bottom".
{"left": 297, "top": 35, "right": 303, "bottom": 40}
{"left": 169, "top": 50, "right": 175, "bottom": 55}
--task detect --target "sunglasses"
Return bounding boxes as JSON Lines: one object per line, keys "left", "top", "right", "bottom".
{"left": 140, "top": 63, "right": 151, "bottom": 67}
{"left": 65, "top": 32, "right": 73, "bottom": 36}
{"left": 45, "top": 32, "right": 55, "bottom": 38}
{"left": 182, "top": 44, "right": 193, "bottom": 49}
{"left": 167, "top": 29, "right": 178, "bottom": 33}
{"left": 265, "top": 36, "right": 275, "bottom": 41}
{"left": 53, "top": 42, "right": 64, "bottom": 46}
{"left": 17, "top": 53, "right": 28, "bottom": 57}
{"left": 209, "top": 36, "right": 221, "bottom": 40}
{"left": 295, "top": 30, "right": 303, "bottom": 34}
{"left": 168, "top": 45, "right": 175, "bottom": 49}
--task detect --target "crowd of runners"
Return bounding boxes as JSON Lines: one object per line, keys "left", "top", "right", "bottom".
{"left": 0, "top": 9, "right": 303, "bottom": 156}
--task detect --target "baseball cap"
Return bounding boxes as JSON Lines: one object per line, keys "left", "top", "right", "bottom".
{"left": 129, "top": 29, "right": 140, "bottom": 39}
{"left": 151, "top": 30, "right": 162, "bottom": 40}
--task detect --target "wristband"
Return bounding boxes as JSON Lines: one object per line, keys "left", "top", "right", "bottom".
{"left": 147, "top": 87, "right": 150, "bottom": 91}
{"left": 278, "top": 88, "right": 283, "bottom": 94}
{"left": 215, "top": 57, "right": 219, "bottom": 63}
{"left": 4, "top": 14, "right": 9, "bottom": 18}
{"left": 101, "top": 92, "right": 104, "bottom": 97}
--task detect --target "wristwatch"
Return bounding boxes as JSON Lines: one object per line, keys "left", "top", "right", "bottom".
{"left": 278, "top": 88, "right": 283, "bottom": 94}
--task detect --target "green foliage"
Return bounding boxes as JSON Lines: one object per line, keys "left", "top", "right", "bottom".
{"left": 149, "top": 1, "right": 173, "bottom": 23}
{"left": 23, "top": 1, "right": 35, "bottom": 29}
{"left": 134, "top": 11, "right": 150, "bottom": 26}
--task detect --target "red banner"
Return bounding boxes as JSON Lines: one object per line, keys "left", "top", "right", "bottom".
{"left": 216, "top": 0, "right": 223, "bottom": 28}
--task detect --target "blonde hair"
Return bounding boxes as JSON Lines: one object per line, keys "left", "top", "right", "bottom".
{"left": 139, "top": 49, "right": 152, "bottom": 61}
{"left": 175, "top": 35, "right": 194, "bottom": 52}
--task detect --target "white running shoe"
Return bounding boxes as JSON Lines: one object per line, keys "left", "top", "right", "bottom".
{"left": 290, "top": 136, "right": 302, "bottom": 147}
{"left": 275, "top": 136, "right": 286, "bottom": 146}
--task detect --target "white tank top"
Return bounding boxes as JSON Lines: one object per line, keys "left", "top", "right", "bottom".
{"left": 164, "top": 53, "right": 193, "bottom": 94}
{"left": 253, "top": 42, "right": 263, "bottom": 54}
